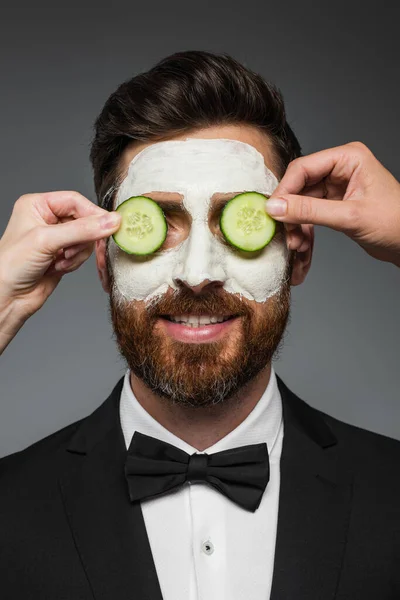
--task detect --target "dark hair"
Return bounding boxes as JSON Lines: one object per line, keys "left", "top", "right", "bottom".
{"left": 89, "top": 50, "right": 302, "bottom": 211}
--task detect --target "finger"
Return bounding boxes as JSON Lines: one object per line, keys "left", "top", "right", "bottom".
{"left": 267, "top": 194, "right": 360, "bottom": 232}
{"left": 51, "top": 246, "right": 93, "bottom": 274}
{"left": 271, "top": 142, "right": 370, "bottom": 197}
{"left": 24, "top": 191, "right": 109, "bottom": 225}
{"left": 63, "top": 242, "right": 93, "bottom": 260}
{"left": 297, "top": 238, "right": 311, "bottom": 253}
{"left": 56, "top": 244, "right": 89, "bottom": 258}
{"left": 286, "top": 224, "right": 312, "bottom": 251}
{"left": 301, "top": 181, "right": 328, "bottom": 199}
{"left": 284, "top": 223, "right": 302, "bottom": 248}
{"left": 34, "top": 211, "right": 122, "bottom": 255}
{"left": 284, "top": 223, "right": 300, "bottom": 232}
{"left": 287, "top": 229, "right": 306, "bottom": 251}
{"left": 44, "top": 190, "right": 107, "bottom": 218}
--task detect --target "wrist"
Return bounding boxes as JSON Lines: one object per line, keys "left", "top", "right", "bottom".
{"left": 0, "top": 297, "right": 28, "bottom": 355}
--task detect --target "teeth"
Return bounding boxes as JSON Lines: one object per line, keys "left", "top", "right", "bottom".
{"left": 169, "top": 315, "right": 229, "bottom": 327}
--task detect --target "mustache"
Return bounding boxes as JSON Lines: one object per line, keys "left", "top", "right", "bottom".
{"left": 146, "top": 288, "right": 253, "bottom": 319}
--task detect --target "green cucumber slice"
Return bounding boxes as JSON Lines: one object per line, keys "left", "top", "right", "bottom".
{"left": 112, "top": 196, "right": 167, "bottom": 255}
{"left": 220, "top": 192, "right": 276, "bottom": 252}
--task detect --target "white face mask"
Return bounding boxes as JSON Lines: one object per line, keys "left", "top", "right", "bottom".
{"left": 108, "top": 138, "right": 289, "bottom": 304}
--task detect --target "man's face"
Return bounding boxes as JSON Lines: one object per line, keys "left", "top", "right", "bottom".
{"left": 102, "top": 125, "right": 298, "bottom": 408}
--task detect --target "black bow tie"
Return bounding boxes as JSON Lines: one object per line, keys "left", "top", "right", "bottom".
{"left": 124, "top": 431, "right": 270, "bottom": 513}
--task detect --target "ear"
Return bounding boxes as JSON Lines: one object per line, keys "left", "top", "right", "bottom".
{"left": 95, "top": 238, "right": 111, "bottom": 293}
{"left": 290, "top": 224, "right": 314, "bottom": 286}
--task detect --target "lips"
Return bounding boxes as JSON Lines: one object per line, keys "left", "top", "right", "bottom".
{"left": 162, "top": 315, "right": 234, "bottom": 327}
{"left": 159, "top": 314, "right": 239, "bottom": 342}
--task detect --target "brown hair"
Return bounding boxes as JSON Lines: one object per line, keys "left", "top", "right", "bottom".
{"left": 89, "top": 50, "right": 302, "bottom": 211}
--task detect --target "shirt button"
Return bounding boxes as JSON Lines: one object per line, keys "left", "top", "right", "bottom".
{"left": 201, "top": 540, "right": 214, "bottom": 555}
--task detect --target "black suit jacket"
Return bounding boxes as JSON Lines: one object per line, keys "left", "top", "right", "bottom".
{"left": 1, "top": 374, "right": 400, "bottom": 599}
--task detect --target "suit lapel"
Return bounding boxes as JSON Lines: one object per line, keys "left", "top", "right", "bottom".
{"left": 57, "top": 376, "right": 164, "bottom": 600}
{"left": 57, "top": 373, "right": 353, "bottom": 600}
{"left": 270, "top": 376, "right": 354, "bottom": 599}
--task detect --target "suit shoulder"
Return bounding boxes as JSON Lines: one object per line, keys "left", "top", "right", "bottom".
{"left": 278, "top": 374, "right": 400, "bottom": 463}
{"left": 0, "top": 414, "right": 86, "bottom": 477}
{"left": 312, "top": 402, "right": 400, "bottom": 465}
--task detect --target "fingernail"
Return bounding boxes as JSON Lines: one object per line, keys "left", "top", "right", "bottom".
{"left": 100, "top": 212, "right": 120, "bottom": 228}
{"left": 265, "top": 198, "right": 287, "bottom": 216}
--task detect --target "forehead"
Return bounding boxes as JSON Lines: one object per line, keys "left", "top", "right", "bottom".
{"left": 115, "top": 138, "right": 279, "bottom": 201}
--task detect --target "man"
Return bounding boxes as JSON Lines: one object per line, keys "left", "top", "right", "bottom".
{"left": 0, "top": 50, "right": 400, "bottom": 599}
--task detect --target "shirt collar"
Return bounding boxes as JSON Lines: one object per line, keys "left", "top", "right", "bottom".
{"left": 119, "top": 365, "right": 282, "bottom": 457}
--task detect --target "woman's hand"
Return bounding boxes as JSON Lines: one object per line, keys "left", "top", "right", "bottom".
{"left": 0, "top": 191, "right": 121, "bottom": 353}
{"left": 266, "top": 142, "right": 400, "bottom": 267}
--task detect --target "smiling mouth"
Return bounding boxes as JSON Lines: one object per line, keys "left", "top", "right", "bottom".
{"left": 160, "top": 314, "right": 237, "bottom": 328}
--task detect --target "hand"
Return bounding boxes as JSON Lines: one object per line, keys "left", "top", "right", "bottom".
{"left": 0, "top": 191, "right": 122, "bottom": 321}
{"left": 266, "top": 142, "right": 400, "bottom": 267}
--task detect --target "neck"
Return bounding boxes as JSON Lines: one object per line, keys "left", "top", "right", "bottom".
{"left": 129, "top": 362, "right": 272, "bottom": 451}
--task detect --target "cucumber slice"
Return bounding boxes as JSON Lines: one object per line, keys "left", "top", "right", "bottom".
{"left": 112, "top": 196, "right": 167, "bottom": 255}
{"left": 220, "top": 192, "right": 276, "bottom": 252}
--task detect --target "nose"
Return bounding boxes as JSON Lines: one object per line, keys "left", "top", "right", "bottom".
{"left": 173, "top": 223, "right": 226, "bottom": 294}
{"left": 176, "top": 279, "right": 223, "bottom": 295}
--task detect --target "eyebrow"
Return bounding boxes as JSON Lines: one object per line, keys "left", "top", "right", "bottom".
{"left": 140, "top": 193, "right": 184, "bottom": 212}
{"left": 152, "top": 200, "right": 186, "bottom": 212}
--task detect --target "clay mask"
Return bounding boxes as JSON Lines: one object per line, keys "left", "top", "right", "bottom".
{"left": 108, "top": 138, "right": 289, "bottom": 304}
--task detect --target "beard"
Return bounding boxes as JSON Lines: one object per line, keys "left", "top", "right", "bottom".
{"left": 108, "top": 257, "right": 294, "bottom": 409}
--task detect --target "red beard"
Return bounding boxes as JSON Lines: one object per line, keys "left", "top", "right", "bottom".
{"left": 108, "top": 259, "right": 293, "bottom": 408}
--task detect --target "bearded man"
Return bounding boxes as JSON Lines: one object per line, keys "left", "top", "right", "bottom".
{"left": 1, "top": 50, "right": 400, "bottom": 600}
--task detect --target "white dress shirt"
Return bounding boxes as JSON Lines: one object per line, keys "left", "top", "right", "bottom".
{"left": 119, "top": 365, "right": 284, "bottom": 600}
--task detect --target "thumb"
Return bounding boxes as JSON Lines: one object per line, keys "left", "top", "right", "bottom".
{"left": 40, "top": 211, "right": 121, "bottom": 254}
{"left": 265, "top": 194, "right": 358, "bottom": 233}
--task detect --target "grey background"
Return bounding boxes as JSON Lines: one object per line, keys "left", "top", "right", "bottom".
{"left": 1, "top": 1, "right": 399, "bottom": 457}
